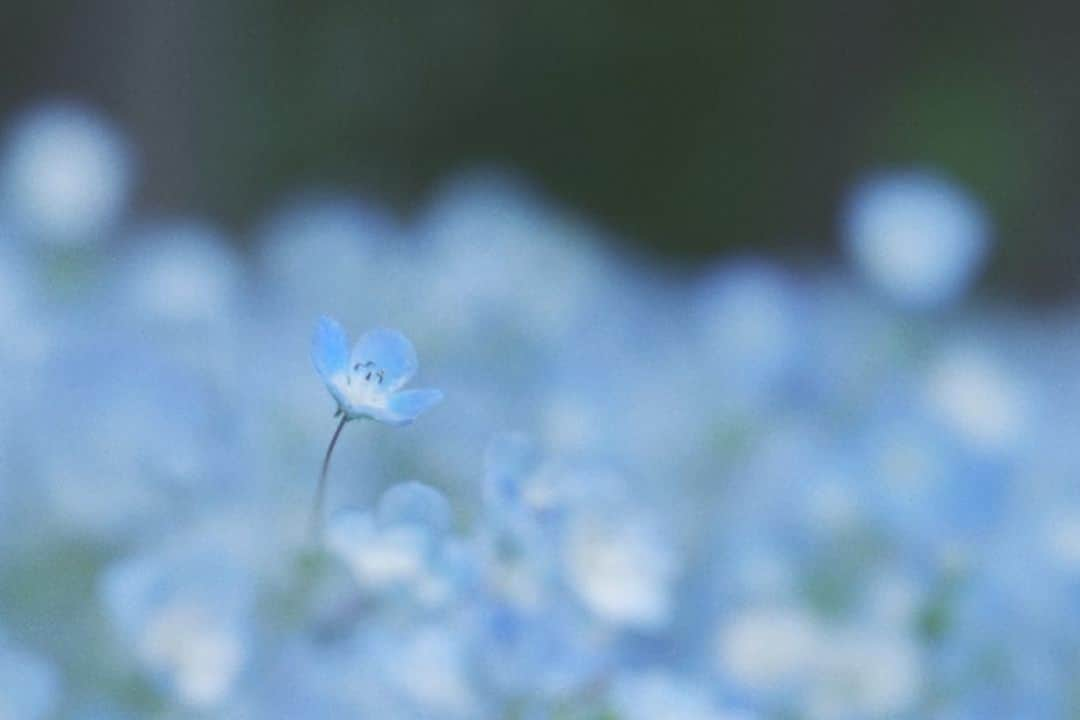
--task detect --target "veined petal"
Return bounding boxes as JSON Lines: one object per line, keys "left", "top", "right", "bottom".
{"left": 350, "top": 328, "right": 418, "bottom": 392}
{"left": 370, "top": 388, "right": 443, "bottom": 426}
{"left": 312, "top": 316, "right": 350, "bottom": 381}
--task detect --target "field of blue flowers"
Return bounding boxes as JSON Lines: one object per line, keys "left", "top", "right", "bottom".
{"left": 0, "top": 101, "right": 1073, "bottom": 719}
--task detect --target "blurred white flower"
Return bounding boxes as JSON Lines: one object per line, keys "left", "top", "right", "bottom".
{"left": 715, "top": 606, "right": 820, "bottom": 694}
{"left": 563, "top": 510, "right": 676, "bottom": 629}
{"left": 101, "top": 538, "right": 253, "bottom": 709}
{"left": 327, "top": 483, "right": 454, "bottom": 597}
{"left": 924, "top": 344, "right": 1030, "bottom": 455}
{"left": 806, "top": 630, "right": 923, "bottom": 720}
{"left": 138, "top": 603, "right": 246, "bottom": 708}
{"left": 329, "top": 511, "right": 430, "bottom": 588}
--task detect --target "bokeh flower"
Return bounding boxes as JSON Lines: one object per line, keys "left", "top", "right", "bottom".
{"left": 843, "top": 170, "right": 989, "bottom": 308}
{"left": 0, "top": 101, "right": 133, "bottom": 247}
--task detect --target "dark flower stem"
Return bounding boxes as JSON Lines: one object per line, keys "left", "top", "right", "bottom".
{"left": 308, "top": 414, "right": 349, "bottom": 543}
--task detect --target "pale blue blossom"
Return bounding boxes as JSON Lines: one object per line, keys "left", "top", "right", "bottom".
{"left": 1, "top": 101, "right": 133, "bottom": 246}
{"left": 312, "top": 317, "right": 443, "bottom": 425}
{"left": 843, "top": 170, "right": 990, "bottom": 308}
{"left": 696, "top": 259, "right": 803, "bottom": 404}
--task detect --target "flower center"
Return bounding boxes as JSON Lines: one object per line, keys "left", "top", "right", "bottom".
{"left": 340, "top": 360, "right": 390, "bottom": 409}
{"left": 352, "top": 360, "right": 385, "bottom": 385}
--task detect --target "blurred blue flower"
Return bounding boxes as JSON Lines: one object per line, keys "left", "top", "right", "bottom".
{"left": 377, "top": 480, "right": 453, "bottom": 533}
{"left": 328, "top": 482, "right": 461, "bottom": 605}
{"left": 312, "top": 317, "right": 443, "bottom": 425}
{"left": 100, "top": 532, "right": 254, "bottom": 709}
{"left": 366, "top": 623, "right": 482, "bottom": 718}
{"left": 844, "top": 170, "right": 990, "bottom": 308}
{"left": 695, "top": 258, "right": 803, "bottom": 408}
{"left": 119, "top": 220, "right": 241, "bottom": 327}
{"left": 0, "top": 635, "right": 60, "bottom": 720}
{"left": 0, "top": 101, "right": 133, "bottom": 247}
{"left": 256, "top": 193, "right": 401, "bottom": 319}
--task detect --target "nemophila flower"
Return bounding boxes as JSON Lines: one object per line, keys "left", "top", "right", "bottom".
{"left": 312, "top": 316, "right": 443, "bottom": 425}
{"left": 309, "top": 317, "right": 443, "bottom": 538}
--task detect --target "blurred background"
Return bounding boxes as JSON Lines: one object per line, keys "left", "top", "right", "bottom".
{"left": 1, "top": 3, "right": 1079, "bottom": 720}
{"left": 4, "top": 1, "right": 1079, "bottom": 297}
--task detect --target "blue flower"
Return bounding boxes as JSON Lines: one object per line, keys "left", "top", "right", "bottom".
{"left": 311, "top": 316, "right": 443, "bottom": 425}
{"left": 308, "top": 318, "right": 444, "bottom": 539}
{"left": 843, "top": 170, "right": 990, "bottom": 308}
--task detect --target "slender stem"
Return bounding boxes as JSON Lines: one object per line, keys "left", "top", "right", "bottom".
{"left": 308, "top": 414, "right": 349, "bottom": 543}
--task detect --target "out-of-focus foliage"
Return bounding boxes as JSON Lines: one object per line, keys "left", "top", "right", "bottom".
{"left": 0, "top": 100, "right": 1077, "bottom": 719}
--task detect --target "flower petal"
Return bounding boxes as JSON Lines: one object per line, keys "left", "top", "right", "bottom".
{"left": 311, "top": 316, "right": 350, "bottom": 381}
{"left": 371, "top": 388, "right": 444, "bottom": 426}
{"left": 350, "top": 328, "right": 419, "bottom": 392}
